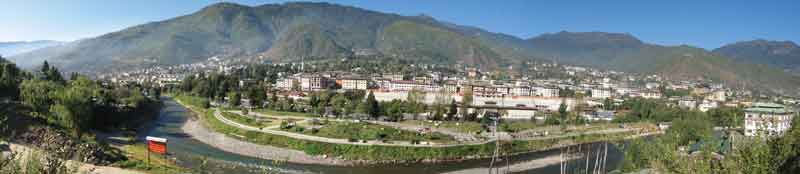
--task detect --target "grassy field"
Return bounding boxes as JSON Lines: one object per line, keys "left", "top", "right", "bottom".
{"left": 220, "top": 111, "right": 277, "bottom": 128}
{"left": 283, "top": 121, "right": 456, "bottom": 143}
{"left": 175, "top": 95, "right": 651, "bottom": 162}
{"left": 253, "top": 109, "right": 317, "bottom": 118}
{"left": 400, "top": 120, "right": 484, "bottom": 134}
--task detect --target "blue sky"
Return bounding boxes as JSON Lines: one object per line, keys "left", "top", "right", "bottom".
{"left": 1, "top": 0, "right": 797, "bottom": 49}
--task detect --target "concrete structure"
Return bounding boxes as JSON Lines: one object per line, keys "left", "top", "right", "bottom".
{"left": 510, "top": 86, "right": 531, "bottom": 96}
{"left": 389, "top": 80, "right": 418, "bottom": 91}
{"left": 339, "top": 77, "right": 368, "bottom": 90}
{"left": 744, "top": 103, "right": 794, "bottom": 137}
{"left": 300, "top": 74, "right": 327, "bottom": 91}
{"left": 591, "top": 88, "right": 612, "bottom": 99}
{"left": 276, "top": 78, "right": 297, "bottom": 90}
{"left": 532, "top": 86, "right": 559, "bottom": 98}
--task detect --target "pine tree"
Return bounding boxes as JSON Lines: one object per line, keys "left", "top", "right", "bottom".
{"left": 447, "top": 99, "right": 457, "bottom": 120}
{"left": 365, "top": 91, "right": 379, "bottom": 119}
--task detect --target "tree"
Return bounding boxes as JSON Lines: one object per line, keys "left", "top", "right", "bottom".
{"left": 406, "top": 88, "right": 426, "bottom": 119}
{"left": 50, "top": 76, "right": 95, "bottom": 138}
{"left": 40, "top": 60, "right": 50, "bottom": 79}
{"left": 603, "top": 98, "right": 614, "bottom": 110}
{"left": 122, "top": 88, "right": 147, "bottom": 109}
{"left": 0, "top": 59, "right": 27, "bottom": 99}
{"left": 227, "top": 92, "right": 241, "bottom": 106}
{"left": 460, "top": 87, "right": 473, "bottom": 120}
{"left": 20, "top": 79, "right": 62, "bottom": 117}
{"left": 446, "top": 99, "right": 457, "bottom": 120}
{"left": 558, "top": 100, "right": 568, "bottom": 122}
{"left": 330, "top": 94, "right": 349, "bottom": 117}
{"left": 559, "top": 88, "right": 575, "bottom": 97}
{"left": 363, "top": 91, "right": 380, "bottom": 119}
{"left": 0, "top": 112, "right": 7, "bottom": 138}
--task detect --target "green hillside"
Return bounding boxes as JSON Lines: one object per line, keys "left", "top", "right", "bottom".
{"left": 527, "top": 32, "right": 800, "bottom": 95}
{"left": 9, "top": 2, "right": 799, "bottom": 95}
{"left": 14, "top": 2, "right": 516, "bottom": 73}
{"left": 712, "top": 39, "right": 800, "bottom": 72}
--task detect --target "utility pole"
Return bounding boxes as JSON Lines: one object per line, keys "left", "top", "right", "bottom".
{"left": 488, "top": 115, "right": 499, "bottom": 174}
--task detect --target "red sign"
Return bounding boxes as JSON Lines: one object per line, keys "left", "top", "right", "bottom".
{"left": 146, "top": 136, "right": 167, "bottom": 154}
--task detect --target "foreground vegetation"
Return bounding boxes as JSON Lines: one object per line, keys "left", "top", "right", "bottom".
{"left": 616, "top": 98, "right": 800, "bottom": 174}
{"left": 0, "top": 58, "right": 174, "bottom": 173}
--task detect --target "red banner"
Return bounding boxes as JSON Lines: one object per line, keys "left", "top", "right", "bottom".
{"left": 148, "top": 141, "right": 167, "bottom": 154}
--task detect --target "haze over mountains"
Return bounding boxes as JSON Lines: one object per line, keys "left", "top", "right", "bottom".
{"left": 9, "top": 2, "right": 800, "bottom": 95}
{"left": 0, "top": 40, "right": 63, "bottom": 57}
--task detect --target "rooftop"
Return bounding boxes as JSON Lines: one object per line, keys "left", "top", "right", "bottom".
{"left": 745, "top": 102, "right": 792, "bottom": 114}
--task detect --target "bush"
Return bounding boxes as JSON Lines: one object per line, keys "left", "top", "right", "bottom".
{"left": 544, "top": 116, "right": 561, "bottom": 125}
{"left": 279, "top": 121, "right": 289, "bottom": 130}
{"left": 294, "top": 127, "right": 305, "bottom": 132}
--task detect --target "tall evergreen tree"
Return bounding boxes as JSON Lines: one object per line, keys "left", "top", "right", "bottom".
{"left": 364, "top": 91, "right": 380, "bottom": 119}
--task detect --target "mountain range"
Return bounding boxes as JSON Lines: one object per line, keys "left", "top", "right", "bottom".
{"left": 10, "top": 2, "right": 800, "bottom": 95}
{"left": 713, "top": 39, "right": 800, "bottom": 73}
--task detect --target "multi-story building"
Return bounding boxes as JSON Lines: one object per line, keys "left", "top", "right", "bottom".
{"left": 678, "top": 98, "right": 696, "bottom": 109}
{"left": 707, "top": 90, "right": 727, "bottom": 102}
{"left": 300, "top": 74, "right": 327, "bottom": 91}
{"left": 389, "top": 80, "right": 418, "bottom": 91}
{"left": 637, "top": 90, "right": 662, "bottom": 99}
{"left": 532, "top": 86, "right": 560, "bottom": 98}
{"left": 591, "top": 88, "right": 612, "bottom": 99}
{"left": 510, "top": 86, "right": 531, "bottom": 96}
{"left": 339, "top": 77, "right": 368, "bottom": 90}
{"left": 276, "top": 78, "right": 297, "bottom": 90}
{"left": 744, "top": 103, "right": 794, "bottom": 137}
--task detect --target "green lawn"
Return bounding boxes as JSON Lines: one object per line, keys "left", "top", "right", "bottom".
{"left": 220, "top": 111, "right": 277, "bottom": 128}
{"left": 282, "top": 121, "right": 457, "bottom": 143}
{"left": 253, "top": 109, "right": 317, "bottom": 118}
{"left": 400, "top": 120, "right": 484, "bottom": 134}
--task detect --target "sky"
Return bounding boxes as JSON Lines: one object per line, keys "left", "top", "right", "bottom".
{"left": 0, "top": 0, "right": 797, "bottom": 49}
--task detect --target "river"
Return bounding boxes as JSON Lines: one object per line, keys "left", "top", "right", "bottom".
{"left": 143, "top": 97, "right": 624, "bottom": 174}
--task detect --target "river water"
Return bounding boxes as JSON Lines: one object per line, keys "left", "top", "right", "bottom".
{"left": 143, "top": 97, "right": 624, "bottom": 174}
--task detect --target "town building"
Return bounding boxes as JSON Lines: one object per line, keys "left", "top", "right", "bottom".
{"left": 338, "top": 76, "right": 368, "bottom": 90}
{"left": 510, "top": 86, "right": 531, "bottom": 96}
{"left": 744, "top": 103, "right": 794, "bottom": 137}
{"left": 532, "top": 86, "right": 559, "bottom": 98}
{"left": 276, "top": 78, "right": 297, "bottom": 90}
{"left": 591, "top": 88, "right": 612, "bottom": 99}
{"left": 300, "top": 74, "right": 327, "bottom": 91}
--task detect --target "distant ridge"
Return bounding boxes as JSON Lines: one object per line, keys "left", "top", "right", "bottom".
{"left": 12, "top": 2, "right": 800, "bottom": 95}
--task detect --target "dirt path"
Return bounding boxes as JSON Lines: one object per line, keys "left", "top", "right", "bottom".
{"left": 215, "top": 109, "right": 490, "bottom": 147}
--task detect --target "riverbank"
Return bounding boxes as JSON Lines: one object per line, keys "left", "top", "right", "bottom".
{"left": 181, "top": 111, "right": 354, "bottom": 165}
{"left": 441, "top": 153, "right": 584, "bottom": 174}
{"left": 172, "top": 95, "right": 656, "bottom": 166}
